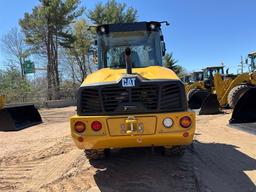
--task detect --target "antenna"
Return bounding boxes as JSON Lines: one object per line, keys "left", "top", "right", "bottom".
{"left": 237, "top": 56, "right": 244, "bottom": 74}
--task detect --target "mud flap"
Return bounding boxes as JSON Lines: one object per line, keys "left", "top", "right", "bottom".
{"left": 188, "top": 90, "right": 221, "bottom": 115}
{"left": 0, "top": 105, "right": 42, "bottom": 131}
{"left": 230, "top": 87, "right": 256, "bottom": 124}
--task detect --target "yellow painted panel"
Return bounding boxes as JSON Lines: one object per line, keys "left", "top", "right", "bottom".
{"left": 81, "top": 66, "right": 180, "bottom": 86}
{"left": 0, "top": 95, "right": 5, "bottom": 109}
{"left": 107, "top": 116, "right": 156, "bottom": 136}
{"left": 70, "top": 112, "right": 196, "bottom": 149}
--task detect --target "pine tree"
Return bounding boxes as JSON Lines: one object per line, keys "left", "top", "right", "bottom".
{"left": 19, "top": 0, "right": 84, "bottom": 100}
{"left": 88, "top": 0, "right": 138, "bottom": 25}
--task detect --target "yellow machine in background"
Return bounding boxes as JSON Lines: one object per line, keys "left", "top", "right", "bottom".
{"left": 186, "top": 66, "right": 226, "bottom": 114}
{"left": 184, "top": 71, "right": 205, "bottom": 96}
{"left": 229, "top": 51, "right": 256, "bottom": 123}
{"left": 214, "top": 71, "right": 256, "bottom": 108}
{"left": 70, "top": 21, "right": 196, "bottom": 159}
{"left": 0, "top": 95, "right": 5, "bottom": 109}
{"left": 187, "top": 52, "right": 256, "bottom": 123}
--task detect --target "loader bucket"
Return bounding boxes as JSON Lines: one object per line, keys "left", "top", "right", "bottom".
{"left": 0, "top": 105, "right": 42, "bottom": 131}
{"left": 188, "top": 90, "right": 210, "bottom": 109}
{"left": 188, "top": 90, "right": 221, "bottom": 115}
{"left": 198, "top": 94, "right": 221, "bottom": 115}
{"left": 230, "top": 87, "right": 256, "bottom": 124}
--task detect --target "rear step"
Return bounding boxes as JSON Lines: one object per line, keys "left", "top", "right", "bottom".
{"left": 0, "top": 105, "right": 42, "bottom": 131}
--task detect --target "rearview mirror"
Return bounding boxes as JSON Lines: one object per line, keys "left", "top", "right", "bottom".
{"left": 161, "top": 42, "right": 166, "bottom": 56}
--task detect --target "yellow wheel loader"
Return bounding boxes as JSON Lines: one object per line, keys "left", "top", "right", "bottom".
{"left": 183, "top": 71, "right": 205, "bottom": 100}
{"left": 0, "top": 95, "right": 42, "bottom": 131}
{"left": 229, "top": 51, "right": 256, "bottom": 123}
{"left": 187, "top": 66, "right": 226, "bottom": 114}
{"left": 187, "top": 52, "right": 256, "bottom": 123}
{"left": 70, "top": 21, "right": 196, "bottom": 159}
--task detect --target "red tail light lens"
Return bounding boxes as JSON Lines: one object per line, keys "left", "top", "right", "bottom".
{"left": 74, "top": 121, "right": 86, "bottom": 133}
{"left": 180, "top": 116, "right": 192, "bottom": 128}
{"left": 91, "top": 121, "right": 102, "bottom": 131}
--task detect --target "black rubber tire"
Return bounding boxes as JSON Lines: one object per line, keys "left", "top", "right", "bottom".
{"left": 84, "top": 149, "right": 106, "bottom": 160}
{"left": 163, "top": 146, "right": 186, "bottom": 157}
{"left": 227, "top": 85, "right": 251, "bottom": 109}
{"left": 187, "top": 88, "right": 200, "bottom": 101}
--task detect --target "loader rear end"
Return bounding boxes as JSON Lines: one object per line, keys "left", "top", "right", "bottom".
{"left": 70, "top": 21, "right": 196, "bottom": 159}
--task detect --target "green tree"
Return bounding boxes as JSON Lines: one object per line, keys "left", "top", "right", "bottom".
{"left": 164, "top": 53, "right": 186, "bottom": 77}
{"left": 0, "top": 67, "right": 32, "bottom": 103}
{"left": 19, "top": 0, "right": 84, "bottom": 100}
{"left": 1, "top": 28, "right": 30, "bottom": 78}
{"left": 66, "top": 19, "right": 93, "bottom": 83}
{"left": 88, "top": 0, "right": 138, "bottom": 24}
{"left": 164, "top": 53, "right": 178, "bottom": 70}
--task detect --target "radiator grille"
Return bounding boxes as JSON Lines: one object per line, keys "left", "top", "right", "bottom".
{"left": 160, "top": 84, "right": 181, "bottom": 110}
{"left": 131, "top": 85, "right": 159, "bottom": 110}
{"left": 102, "top": 87, "right": 129, "bottom": 112}
{"left": 80, "top": 89, "right": 101, "bottom": 113}
{"left": 78, "top": 80, "right": 185, "bottom": 115}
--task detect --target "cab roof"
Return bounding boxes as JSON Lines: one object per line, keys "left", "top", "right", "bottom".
{"left": 202, "top": 66, "right": 224, "bottom": 70}
{"left": 192, "top": 71, "right": 203, "bottom": 74}
{"left": 248, "top": 51, "right": 256, "bottom": 58}
{"left": 96, "top": 21, "right": 162, "bottom": 34}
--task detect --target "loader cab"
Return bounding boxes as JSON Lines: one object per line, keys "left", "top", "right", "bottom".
{"left": 203, "top": 66, "right": 224, "bottom": 88}
{"left": 182, "top": 71, "right": 203, "bottom": 84}
{"left": 182, "top": 75, "right": 191, "bottom": 83}
{"left": 96, "top": 22, "right": 166, "bottom": 70}
{"left": 248, "top": 52, "right": 256, "bottom": 71}
{"left": 191, "top": 71, "right": 204, "bottom": 82}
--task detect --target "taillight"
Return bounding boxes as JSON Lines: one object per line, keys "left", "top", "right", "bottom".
{"left": 163, "top": 117, "right": 173, "bottom": 128}
{"left": 180, "top": 116, "right": 192, "bottom": 128}
{"left": 74, "top": 121, "right": 86, "bottom": 133}
{"left": 91, "top": 121, "right": 102, "bottom": 131}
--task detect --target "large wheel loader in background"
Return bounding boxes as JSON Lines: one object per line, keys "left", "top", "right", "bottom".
{"left": 0, "top": 95, "right": 42, "bottom": 131}
{"left": 184, "top": 71, "right": 205, "bottom": 96}
{"left": 230, "top": 51, "right": 256, "bottom": 123}
{"left": 187, "top": 52, "right": 256, "bottom": 123}
{"left": 187, "top": 66, "right": 226, "bottom": 115}
{"left": 70, "top": 21, "right": 196, "bottom": 159}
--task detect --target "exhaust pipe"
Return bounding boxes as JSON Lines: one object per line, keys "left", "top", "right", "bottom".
{"left": 125, "top": 47, "right": 132, "bottom": 74}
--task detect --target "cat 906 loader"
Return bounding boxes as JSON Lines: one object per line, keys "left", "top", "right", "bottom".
{"left": 0, "top": 95, "right": 42, "bottom": 131}
{"left": 70, "top": 21, "right": 196, "bottom": 159}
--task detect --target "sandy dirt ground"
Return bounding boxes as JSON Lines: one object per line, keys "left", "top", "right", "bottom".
{"left": 0, "top": 107, "right": 255, "bottom": 192}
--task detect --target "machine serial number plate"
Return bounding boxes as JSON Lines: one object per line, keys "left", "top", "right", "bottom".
{"left": 122, "top": 77, "right": 136, "bottom": 87}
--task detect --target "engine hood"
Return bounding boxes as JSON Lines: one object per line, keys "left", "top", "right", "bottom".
{"left": 81, "top": 66, "right": 180, "bottom": 86}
